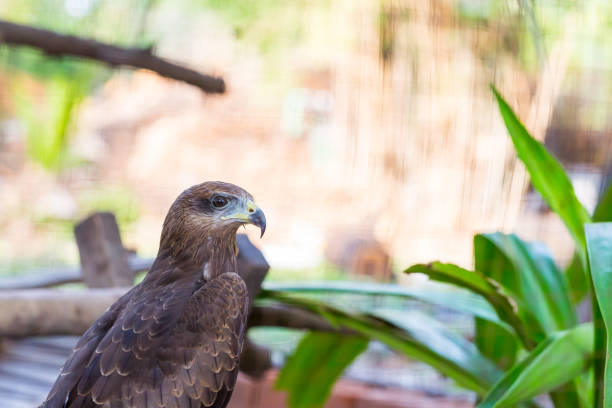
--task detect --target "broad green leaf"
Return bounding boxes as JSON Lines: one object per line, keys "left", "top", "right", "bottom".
{"left": 474, "top": 233, "right": 582, "bottom": 405}
{"left": 276, "top": 332, "right": 368, "bottom": 408}
{"left": 492, "top": 88, "right": 593, "bottom": 396}
{"left": 475, "top": 233, "right": 576, "bottom": 332}
{"left": 474, "top": 317, "right": 520, "bottom": 371}
{"left": 585, "top": 223, "right": 612, "bottom": 408}
{"left": 567, "top": 178, "right": 612, "bottom": 304}
{"left": 566, "top": 253, "right": 590, "bottom": 306}
{"left": 405, "top": 262, "right": 536, "bottom": 350}
{"left": 260, "top": 290, "right": 502, "bottom": 395}
{"left": 474, "top": 234, "right": 531, "bottom": 370}
{"left": 478, "top": 324, "right": 594, "bottom": 408}
{"left": 491, "top": 85, "right": 591, "bottom": 260}
{"left": 264, "top": 280, "right": 514, "bottom": 334}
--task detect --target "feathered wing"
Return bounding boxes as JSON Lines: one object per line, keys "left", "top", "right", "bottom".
{"left": 41, "top": 272, "right": 249, "bottom": 408}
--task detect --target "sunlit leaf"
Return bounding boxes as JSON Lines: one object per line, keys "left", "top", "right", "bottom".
{"left": 477, "top": 324, "right": 593, "bottom": 408}
{"left": 491, "top": 85, "right": 591, "bottom": 260}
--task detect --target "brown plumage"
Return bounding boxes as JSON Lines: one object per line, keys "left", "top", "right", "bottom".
{"left": 41, "top": 181, "right": 266, "bottom": 408}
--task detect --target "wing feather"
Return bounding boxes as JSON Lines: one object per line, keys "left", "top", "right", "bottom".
{"left": 41, "top": 272, "right": 248, "bottom": 408}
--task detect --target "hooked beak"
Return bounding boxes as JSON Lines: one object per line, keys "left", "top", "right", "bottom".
{"left": 222, "top": 199, "right": 266, "bottom": 238}
{"left": 249, "top": 207, "right": 266, "bottom": 238}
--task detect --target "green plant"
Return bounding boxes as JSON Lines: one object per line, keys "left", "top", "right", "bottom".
{"left": 0, "top": 0, "right": 157, "bottom": 172}
{"left": 257, "top": 86, "right": 612, "bottom": 408}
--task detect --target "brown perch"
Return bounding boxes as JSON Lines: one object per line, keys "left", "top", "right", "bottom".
{"left": 0, "top": 19, "right": 225, "bottom": 94}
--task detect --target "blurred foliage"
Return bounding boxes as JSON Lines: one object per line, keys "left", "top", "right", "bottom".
{"left": 0, "top": 256, "right": 72, "bottom": 277}
{"left": 455, "top": 0, "right": 612, "bottom": 111}
{"left": 76, "top": 185, "right": 141, "bottom": 229}
{"left": 195, "top": 0, "right": 331, "bottom": 54}
{"left": 0, "top": 0, "right": 338, "bottom": 171}
{"left": 4, "top": 0, "right": 612, "bottom": 173}
{"left": 269, "top": 88, "right": 612, "bottom": 408}
{"left": 0, "top": 0, "right": 156, "bottom": 171}
{"left": 26, "top": 185, "right": 141, "bottom": 241}
{"left": 2, "top": 1, "right": 612, "bottom": 403}
{"left": 266, "top": 263, "right": 349, "bottom": 282}
{"left": 9, "top": 72, "right": 90, "bottom": 170}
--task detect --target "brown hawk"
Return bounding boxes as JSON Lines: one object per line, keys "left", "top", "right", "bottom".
{"left": 41, "top": 181, "right": 266, "bottom": 408}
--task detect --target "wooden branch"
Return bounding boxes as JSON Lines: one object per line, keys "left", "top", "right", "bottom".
{"left": 0, "top": 19, "right": 225, "bottom": 94}
{"left": 249, "top": 305, "right": 353, "bottom": 335}
{"left": 74, "top": 212, "right": 135, "bottom": 288}
{"left": 0, "top": 287, "right": 128, "bottom": 337}
{"left": 0, "top": 290, "right": 344, "bottom": 337}
{"left": 0, "top": 289, "right": 282, "bottom": 377}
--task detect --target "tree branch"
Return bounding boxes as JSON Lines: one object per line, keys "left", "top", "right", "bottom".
{"left": 0, "top": 19, "right": 225, "bottom": 94}
{"left": 0, "top": 290, "right": 351, "bottom": 379}
{"left": 249, "top": 304, "right": 354, "bottom": 335}
{"left": 0, "top": 290, "right": 349, "bottom": 337}
{"left": 0, "top": 287, "right": 128, "bottom": 337}
{"left": 0, "top": 288, "right": 273, "bottom": 377}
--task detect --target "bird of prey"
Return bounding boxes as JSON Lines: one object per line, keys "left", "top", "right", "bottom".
{"left": 41, "top": 181, "right": 266, "bottom": 408}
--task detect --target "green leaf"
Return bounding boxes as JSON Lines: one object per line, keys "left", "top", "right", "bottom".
{"left": 474, "top": 233, "right": 583, "bottom": 405}
{"left": 585, "top": 223, "right": 612, "bottom": 408}
{"left": 474, "top": 318, "right": 520, "bottom": 372}
{"left": 405, "top": 262, "right": 536, "bottom": 350}
{"left": 276, "top": 332, "right": 368, "bottom": 408}
{"left": 566, "top": 253, "right": 590, "bottom": 306}
{"left": 475, "top": 233, "right": 576, "bottom": 333}
{"left": 260, "top": 290, "right": 502, "bottom": 395}
{"left": 264, "top": 280, "right": 514, "bottom": 334}
{"left": 372, "top": 308, "right": 504, "bottom": 391}
{"left": 473, "top": 234, "right": 530, "bottom": 370}
{"left": 566, "top": 177, "right": 612, "bottom": 304}
{"left": 491, "top": 85, "right": 591, "bottom": 260}
{"left": 477, "top": 324, "right": 593, "bottom": 408}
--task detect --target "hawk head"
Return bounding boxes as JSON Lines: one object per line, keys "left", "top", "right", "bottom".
{"left": 160, "top": 181, "right": 266, "bottom": 259}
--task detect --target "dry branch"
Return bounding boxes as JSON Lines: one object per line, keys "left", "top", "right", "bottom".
{"left": 0, "top": 19, "right": 225, "bottom": 94}
{"left": 249, "top": 304, "right": 350, "bottom": 334}
{"left": 0, "top": 289, "right": 335, "bottom": 378}
{"left": 0, "top": 287, "right": 128, "bottom": 337}
{"left": 0, "top": 290, "right": 344, "bottom": 337}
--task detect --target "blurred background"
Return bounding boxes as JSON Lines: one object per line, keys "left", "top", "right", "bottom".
{"left": 0, "top": 0, "right": 611, "bottom": 407}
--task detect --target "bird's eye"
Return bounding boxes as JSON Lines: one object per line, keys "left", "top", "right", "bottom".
{"left": 211, "top": 195, "right": 229, "bottom": 208}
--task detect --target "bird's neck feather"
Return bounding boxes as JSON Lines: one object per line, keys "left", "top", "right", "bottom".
{"left": 157, "top": 227, "right": 239, "bottom": 281}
